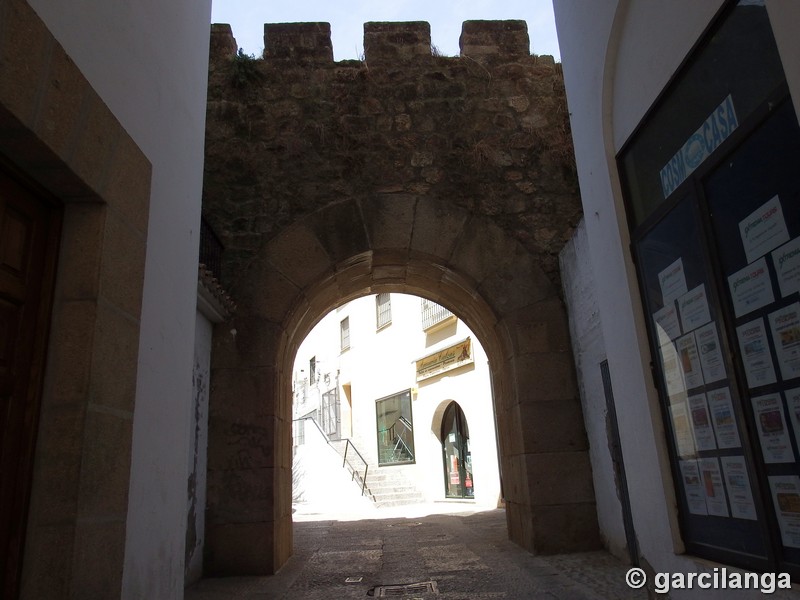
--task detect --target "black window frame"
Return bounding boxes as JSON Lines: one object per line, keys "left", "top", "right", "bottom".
{"left": 618, "top": 0, "right": 800, "bottom": 578}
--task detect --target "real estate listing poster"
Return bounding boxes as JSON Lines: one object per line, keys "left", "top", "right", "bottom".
{"left": 770, "top": 475, "right": 800, "bottom": 549}
{"left": 659, "top": 257, "right": 688, "bottom": 306}
{"left": 671, "top": 401, "right": 696, "bottom": 458}
{"left": 678, "top": 284, "right": 712, "bottom": 331}
{"left": 660, "top": 341, "right": 687, "bottom": 398}
{"left": 696, "top": 322, "right": 726, "bottom": 383}
{"left": 738, "top": 195, "right": 790, "bottom": 265}
{"left": 680, "top": 460, "right": 708, "bottom": 516}
{"left": 772, "top": 236, "right": 800, "bottom": 298}
{"left": 677, "top": 333, "right": 705, "bottom": 390}
{"left": 699, "top": 457, "right": 729, "bottom": 517}
{"left": 708, "top": 387, "right": 741, "bottom": 449}
{"left": 737, "top": 318, "right": 778, "bottom": 389}
{"left": 786, "top": 388, "right": 800, "bottom": 451}
{"left": 752, "top": 394, "right": 794, "bottom": 463}
{"left": 688, "top": 393, "right": 717, "bottom": 451}
{"left": 728, "top": 257, "right": 775, "bottom": 318}
{"left": 769, "top": 303, "right": 800, "bottom": 381}
{"left": 720, "top": 456, "right": 757, "bottom": 520}
{"left": 654, "top": 303, "right": 682, "bottom": 343}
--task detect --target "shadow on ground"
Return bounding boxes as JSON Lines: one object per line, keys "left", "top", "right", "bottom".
{"left": 186, "top": 507, "right": 646, "bottom": 599}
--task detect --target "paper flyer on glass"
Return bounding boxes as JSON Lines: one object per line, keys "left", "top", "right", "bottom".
{"left": 677, "top": 333, "right": 705, "bottom": 390}
{"left": 659, "top": 257, "right": 688, "bottom": 305}
{"left": 720, "top": 456, "right": 757, "bottom": 520}
{"left": 786, "top": 388, "right": 800, "bottom": 452}
{"left": 699, "top": 457, "right": 729, "bottom": 517}
{"left": 708, "top": 387, "right": 741, "bottom": 449}
{"left": 695, "top": 322, "right": 726, "bottom": 384}
{"left": 679, "top": 460, "right": 708, "bottom": 516}
{"left": 653, "top": 303, "right": 682, "bottom": 343}
{"left": 773, "top": 237, "right": 800, "bottom": 298}
{"left": 678, "top": 284, "right": 712, "bottom": 331}
{"left": 660, "top": 341, "right": 687, "bottom": 398}
{"left": 768, "top": 302, "right": 800, "bottom": 381}
{"left": 737, "top": 318, "right": 778, "bottom": 389}
{"left": 739, "top": 195, "right": 790, "bottom": 265}
{"left": 728, "top": 257, "right": 775, "bottom": 318}
{"left": 688, "top": 393, "right": 717, "bottom": 451}
{"left": 752, "top": 394, "right": 794, "bottom": 464}
{"left": 671, "top": 401, "right": 696, "bottom": 458}
{"left": 769, "top": 475, "right": 800, "bottom": 549}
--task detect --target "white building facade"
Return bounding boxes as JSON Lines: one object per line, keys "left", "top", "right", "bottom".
{"left": 555, "top": 0, "right": 800, "bottom": 596}
{"left": 293, "top": 294, "right": 502, "bottom": 509}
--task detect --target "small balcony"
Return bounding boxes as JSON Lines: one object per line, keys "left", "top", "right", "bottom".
{"left": 420, "top": 298, "right": 455, "bottom": 332}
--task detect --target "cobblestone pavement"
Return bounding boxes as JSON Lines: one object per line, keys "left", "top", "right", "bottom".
{"left": 186, "top": 505, "right": 647, "bottom": 599}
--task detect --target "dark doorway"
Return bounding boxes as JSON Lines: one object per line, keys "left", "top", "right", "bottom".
{"left": 0, "top": 169, "right": 60, "bottom": 598}
{"left": 441, "top": 402, "right": 474, "bottom": 499}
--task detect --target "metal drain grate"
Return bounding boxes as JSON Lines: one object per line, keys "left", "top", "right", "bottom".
{"left": 371, "top": 581, "right": 438, "bottom": 597}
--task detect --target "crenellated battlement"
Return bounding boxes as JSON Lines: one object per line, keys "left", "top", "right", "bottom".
{"left": 210, "top": 20, "right": 548, "bottom": 64}
{"left": 204, "top": 16, "right": 574, "bottom": 293}
{"left": 264, "top": 22, "right": 333, "bottom": 62}
{"left": 364, "top": 22, "right": 432, "bottom": 63}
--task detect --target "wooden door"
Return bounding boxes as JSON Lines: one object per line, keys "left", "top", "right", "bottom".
{"left": 0, "top": 169, "right": 60, "bottom": 598}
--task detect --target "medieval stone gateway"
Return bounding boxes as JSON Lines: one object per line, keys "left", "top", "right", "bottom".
{"left": 201, "top": 19, "right": 598, "bottom": 574}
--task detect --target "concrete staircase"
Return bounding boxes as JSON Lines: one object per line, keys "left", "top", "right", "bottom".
{"left": 366, "top": 467, "right": 425, "bottom": 508}
{"left": 329, "top": 438, "right": 425, "bottom": 508}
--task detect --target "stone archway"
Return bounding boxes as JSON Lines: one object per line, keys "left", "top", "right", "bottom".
{"left": 204, "top": 197, "right": 599, "bottom": 574}
{"left": 202, "top": 20, "right": 599, "bottom": 575}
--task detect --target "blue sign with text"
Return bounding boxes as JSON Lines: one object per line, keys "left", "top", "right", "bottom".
{"left": 660, "top": 95, "right": 738, "bottom": 199}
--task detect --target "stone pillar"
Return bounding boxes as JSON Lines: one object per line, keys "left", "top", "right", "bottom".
{"left": 204, "top": 314, "right": 285, "bottom": 575}
{"left": 498, "top": 298, "right": 601, "bottom": 554}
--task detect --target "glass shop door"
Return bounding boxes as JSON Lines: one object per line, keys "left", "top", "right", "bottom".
{"left": 442, "top": 402, "right": 474, "bottom": 499}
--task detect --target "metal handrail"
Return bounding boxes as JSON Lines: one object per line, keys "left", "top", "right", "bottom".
{"left": 293, "top": 416, "right": 371, "bottom": 499}
{"left": 294, "top": 415, "right": 331, "bottom": 443}
{"left": 342, "top": 439, "right": 369, "bottom": 497}
{"left": 393, "top": 433, "right": 413, "bottom": 460}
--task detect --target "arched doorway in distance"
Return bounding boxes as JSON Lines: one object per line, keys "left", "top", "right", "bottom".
{"left": 441, "top": 401, "right": 473, "bottom": 499}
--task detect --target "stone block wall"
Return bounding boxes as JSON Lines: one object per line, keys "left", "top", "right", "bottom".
{"left": 202, "top": 20, "right": 596, "bottom": 575}
{"left": 204, "top": 20, "right": 579, "bottom": 293}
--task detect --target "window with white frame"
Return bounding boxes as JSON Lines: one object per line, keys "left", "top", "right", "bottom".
{"left": 376, "top": 293, "right": 391, "bottom": 330}
{"left": 340, "top": 316, "right": 350, "bottom": 351}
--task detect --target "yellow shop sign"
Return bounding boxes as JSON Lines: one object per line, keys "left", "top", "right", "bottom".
{"left": 416, "top": 337, "right": 473, "bottom": 381}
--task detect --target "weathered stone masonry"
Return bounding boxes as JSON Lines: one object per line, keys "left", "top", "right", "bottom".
{"left": 205, "top": 20, "right": 578, "bottom": 289}
{"left": 202, "top": 20, "right": 597, "bottom": 575}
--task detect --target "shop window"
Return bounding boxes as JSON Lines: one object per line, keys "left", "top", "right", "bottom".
{"left": 376, "top": 390, "right": 414, "bottom": 465}
{"left": 620, "top": 1, "right": 800, "bottom": 577}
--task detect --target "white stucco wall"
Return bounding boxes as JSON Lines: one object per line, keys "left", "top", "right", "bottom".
{"left": 554, "top": 1, "right": 800, "bottom": 597}
{"left": 293, "top": 294, "right": 501, "bottom": 509}
{"left": 560, "top": 218, "right": 629, "bottom": 559}
{"left": 24, "top": 1, "right": 212, "bottom": 597}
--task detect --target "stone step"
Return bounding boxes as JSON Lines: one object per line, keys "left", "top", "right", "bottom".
{"left": 373, "top": 492, "right": 425, "bottom": 508}
{"left": 327, "top": 439, "right": 426, "bottom": 507}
